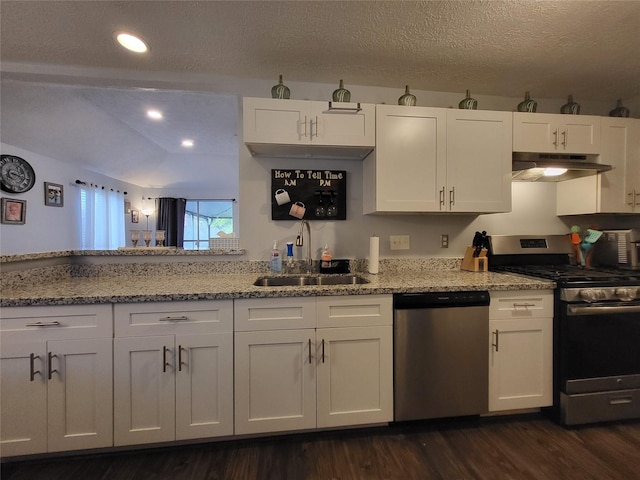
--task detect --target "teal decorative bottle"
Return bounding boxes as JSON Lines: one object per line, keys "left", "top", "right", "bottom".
{"left": 458, "top": 89, "right": 477, "bottom": 110}
{"left": 517, "top": 91, "right": 537, "bottom": 112}
{"left": 561, "top": 95, "right": 580, "bottom": 114}
{"left": 271, "top": 75, "right": 290, "bottom": 99}
{"left": 398, "top": 85, "right": 417, "bottom": 106}
{"left": 609, "top": 99, "right": 630, "bottom": 117}
{"left": 332, "top": 79, "right": 351, "bottom": 102}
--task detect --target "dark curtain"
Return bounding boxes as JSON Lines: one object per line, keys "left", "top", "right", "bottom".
{"left": 156, "top": 198, "right": 186, "bottom": 247}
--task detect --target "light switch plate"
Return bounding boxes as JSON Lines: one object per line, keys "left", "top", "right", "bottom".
{"left": 390, "top": 235, "right": 410, "bottom": 250}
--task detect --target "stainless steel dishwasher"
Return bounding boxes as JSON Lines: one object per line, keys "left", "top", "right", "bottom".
{"left": 393, "top": 291, "right": 490, "bottom": 421}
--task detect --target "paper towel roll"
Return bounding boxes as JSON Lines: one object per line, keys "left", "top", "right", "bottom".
{"left": 369, "top": 236, "right": 379, "bottom": 274}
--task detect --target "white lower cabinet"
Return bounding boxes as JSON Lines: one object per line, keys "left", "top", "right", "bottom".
{"left": 0, "top": 305, "right": 113, "bottom": 457}
{"left": 113, "top": 301, "right": 234, "bottom": 446}
{"left": 234, "top": 295, "right": 393, "bottom": 435}
{"left": 489, "top": 290, "right": 553, "bottom": 412}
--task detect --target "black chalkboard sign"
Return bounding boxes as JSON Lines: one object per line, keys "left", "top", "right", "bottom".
{"left": 271, "top": 169, "right": 347, "bottom": 220}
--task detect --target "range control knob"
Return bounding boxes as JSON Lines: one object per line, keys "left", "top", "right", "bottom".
{"left": 579, "top": 289, "right": 607, "bottom": 303}
{"left": 615, "top": 288, "right": 638, "bottom": 302}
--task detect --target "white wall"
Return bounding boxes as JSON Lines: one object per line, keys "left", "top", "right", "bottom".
{"left": 0, "top": 143, "right": 145, "bottom": 255}
{"left": 2, "top": 72, "right": 637, "bottom": 257}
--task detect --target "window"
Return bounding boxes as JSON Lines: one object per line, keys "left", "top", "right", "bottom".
{"left": 78, "top": 186, "right": 125, "bottom": 249}
{"left": 183, "top": 200, "right": 235, "bottom": 250}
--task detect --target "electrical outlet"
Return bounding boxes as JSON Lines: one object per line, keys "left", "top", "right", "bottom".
{"left": 441, "top": 234, "right": 449, "bottom": 248}
{"left": 390, "top": 235, "right": 410, "bottom": 250}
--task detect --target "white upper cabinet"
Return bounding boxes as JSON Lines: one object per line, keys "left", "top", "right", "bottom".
{"left": 364, "top": 105, "right": 511, "bottom": 214}
{"left": 446, "top": 109, "right": 513, "bottom": 213}
{"left": 243, "top": 97, "right": 375, "bottom": 159}
{"left": 513, "top": 112, "right": 601, "bottom": 154}
{"left": 557, "top": 117, "right": 640, "bottom": 215}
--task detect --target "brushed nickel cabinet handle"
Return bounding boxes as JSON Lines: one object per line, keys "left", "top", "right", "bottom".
{"left": 492, "top": 330, "right": 500, "bottom": 352}
{"left": 30, "top": 353, "right": 41, "bottom": 381}
{"left": 561, "top": 129, "right": 567, "bottom": 148}
{"left": 308, "top": 339, "right": 312, "bottom": 364}
{"left": 178, "top": 345, "right": 184, "bottom": 372}
{"left": 322, "top": 339, "right": 325, "bottom": 363}
{"left": 159, "top": 316, "right": 189, "bottom": 322}
{"left": 439, "top": 187, "right": 445, "bottom": 209}
{"left": 47, "top": 352, "right": 58, "bottom": 380}
{"left": 25, "top": 321, "right": 61, "bottom": 327}
{"left": 162, "top": 346, "right": 171, "bottom": 373}
{"left": 303, "top": 116, "right": 308, "bottom": 138}
{"left": 449, "top": 187, "right": 455, "bottom": 208}
{"left": 553, "top": 129, "right": 558, "bottom": 147}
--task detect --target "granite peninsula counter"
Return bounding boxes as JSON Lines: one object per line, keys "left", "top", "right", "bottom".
{"left": 1, "top": 269, "right": 554, "bottom": 307}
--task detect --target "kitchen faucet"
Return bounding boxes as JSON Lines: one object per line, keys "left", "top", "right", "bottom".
{"left": 296, "top": 220, "right": 312, "bottom": 274}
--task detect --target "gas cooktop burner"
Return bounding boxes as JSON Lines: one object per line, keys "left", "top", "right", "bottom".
{"left": 492, "top": 264, "right": 640, "bottom": 288}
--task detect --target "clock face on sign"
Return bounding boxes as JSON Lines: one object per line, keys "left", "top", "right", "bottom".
{"left": 0, "top": 155, "right": 36, "bottom": 193}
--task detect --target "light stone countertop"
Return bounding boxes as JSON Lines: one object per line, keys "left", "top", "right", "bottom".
{"left": 0, "top": 270, "right": 555, "bottom": 307}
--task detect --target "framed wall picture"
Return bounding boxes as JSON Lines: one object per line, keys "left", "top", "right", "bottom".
{"left": 1, "top": 198, "right": 26, "bottom": 224}
{"left": 124, "top": 201, "right": 131, "bottom": 214}
{"left": 44, "top": 182, "right": 64, "bottom": 207}
{"left": 131, "top": 209, "right": 139, "bottom": 223}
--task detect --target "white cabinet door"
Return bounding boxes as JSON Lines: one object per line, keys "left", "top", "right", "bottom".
{"left": 598, "top": 117, "right": 640, "bottom": 213}
{"left": 489, "top": 317, "right": 553, "bottom": 411}
{"left": 315, "top": 102, "right": 375, "bottom": 147}
{"left": 0, "top": 340, "right": 47, "bottom": 457}
{"left": 234, "top": 329, "right": 316, "bottom": 435}
{"left": 513, "top": 113, "right": 601, "bottom": 154}
{"left": 557, "top": 118, "right": 640, "bottom": 215}
{"left": 47, "top": 338, "right": 113, "bottom": 452}
{"left": 243, "top": 97, "right": 309, "bottom": 145}
{"left": 316, "top": 326, "right": 393, "bottom": 428}
{"left": 114, "top": 336, "right": 176, "bottom": 446}
{"left": 175, "top": 333, "right": 234, "bottom": 440}
{"left": 446, "top": 109, "right": 512, "bottom": 213}
{"left": 366, "top": 105, "right": 446, "bottom": 212}
{"left": 243, "top": 98, "right": 374, "bottom": 150}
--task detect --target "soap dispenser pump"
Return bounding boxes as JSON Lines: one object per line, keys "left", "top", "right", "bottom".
{"left": 321, "top": 243, "right": 333, "bottom": 269}
{"left": 270, "top": 241, "right": 282, "bottom": 273}
{"left": 286, "top": 242, "right": 294, "bottom": 273}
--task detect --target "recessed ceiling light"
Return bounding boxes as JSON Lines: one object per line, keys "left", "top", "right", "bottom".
{"left": 116, "top": 32, "right": 148, "bottom": 53}
{"left": 181, "top": 139, "right": 195, "bottom": 148}
{"left": 147, "top": 110, "right": 163, "bottom": 120}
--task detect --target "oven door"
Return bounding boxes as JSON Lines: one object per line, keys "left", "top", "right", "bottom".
{"left": 558, "top": 300, "right": 640, "bottom": 425}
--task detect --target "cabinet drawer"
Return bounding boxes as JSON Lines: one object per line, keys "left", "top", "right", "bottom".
{"left": 490, "top": 290, "right": 554, "bottom": 319}
{"left": 114, "top": 300, "right": 233, "bottom": 337}
{"left": 317, "top": 295, "right": 392, "bottom": 328}
{"left": 0, "top": 304, "right": 112, "bottom": 340}
{"left": 234, "top": 297, "right": 316, "bottom": 331}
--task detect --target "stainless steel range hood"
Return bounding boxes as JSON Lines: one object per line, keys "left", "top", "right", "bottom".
{"left": 512, "top": 153, "right": 613, "bottom": 182}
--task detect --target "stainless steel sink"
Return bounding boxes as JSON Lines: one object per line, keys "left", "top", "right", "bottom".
{"left": 253, "top": 274, "right": 369, "bottom": 287}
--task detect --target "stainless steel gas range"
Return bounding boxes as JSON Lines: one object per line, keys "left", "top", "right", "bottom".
{"left": 489, "top": 234, "right": 640, "bottom": 426}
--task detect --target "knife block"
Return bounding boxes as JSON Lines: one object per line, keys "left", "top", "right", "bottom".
{"left": 461, "top": 247, "right": 488, "bottom": 272}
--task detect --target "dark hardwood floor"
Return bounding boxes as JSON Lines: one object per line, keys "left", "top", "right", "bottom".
{"left": 2, "top": 414, "right": 640, "bottom": 480}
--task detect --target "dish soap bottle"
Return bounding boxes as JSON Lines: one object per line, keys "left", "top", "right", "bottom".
{"left": 286, "top": 242, "right": 295, "bottom": 273}
{"left": 270, "top": 241, "right": 282, "bottom": 273}
{"left": 321, "top": 243, "right": 333, "bottom": 269}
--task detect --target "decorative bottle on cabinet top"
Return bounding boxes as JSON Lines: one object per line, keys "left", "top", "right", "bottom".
{"left": 398, "top": 85, "right": 417, "bottom": 106}
{"left": 609, "top": 99, "right": 630, "bottom": 117}
{"left": 561, "top": 95, "right": 580, "bottom": 114}
{"left": 458, "top": 89, "right": 477, "bottom": 110}
{"left": 271, "top": 74, "right": 290, "bottom": 99}
{"left": 517, "top": 91, "right": 537, "bottom": 112}
{"left": 332, "top": 79, "right": 351, "bottom": 102}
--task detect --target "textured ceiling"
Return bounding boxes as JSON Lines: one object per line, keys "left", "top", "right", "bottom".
{"left": 2, "top": 0, "right": 639, "bottom": 101}
{"left": 1, "top": 1, "right": 639, "bottom": 190}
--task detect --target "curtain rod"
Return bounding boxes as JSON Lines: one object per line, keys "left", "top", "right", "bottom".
{"left": 143, "top": 196, "right": 237, "bottom": 202}
{"left": 73, "top": 179, "right": 128, "bottom": 195}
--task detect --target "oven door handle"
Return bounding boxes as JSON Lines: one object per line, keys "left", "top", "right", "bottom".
{"left": 568, "top": 304, "right": 640, "bottom": 315}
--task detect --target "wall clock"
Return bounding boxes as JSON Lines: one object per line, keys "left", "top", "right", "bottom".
{"left": 1, "top": 154, "right": 36, "bottom": 193}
